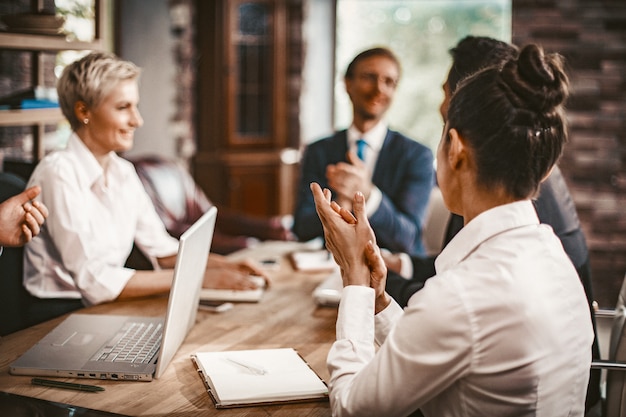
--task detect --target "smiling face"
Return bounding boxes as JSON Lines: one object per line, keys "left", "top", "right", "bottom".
{"left": 77, "top": 79, "right": 143, "bottom": 157}
{"left": 344, "top": 55, "right": 399, "bottom": 128}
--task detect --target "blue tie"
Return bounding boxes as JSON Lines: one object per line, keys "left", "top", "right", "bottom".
{"left": 356, "top": 139, "right": 367, "bottom": 161}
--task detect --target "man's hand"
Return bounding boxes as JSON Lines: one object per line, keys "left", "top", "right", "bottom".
{"left": 326, "top": 151, "right": 373, "bottom": 210}
{"left": 0, "top": 186, "right": 49, "bottom": 247}
{"left": 381, "top": 250, "right": 403, "bottom": 275}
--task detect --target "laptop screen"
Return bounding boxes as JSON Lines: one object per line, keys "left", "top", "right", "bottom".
{"left": 155, "top": 206, "right": 217, "bottom": 378}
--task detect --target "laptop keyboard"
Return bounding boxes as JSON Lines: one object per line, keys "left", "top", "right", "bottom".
{"left": 91, "top": 321, "right": 162, "bottom": 364}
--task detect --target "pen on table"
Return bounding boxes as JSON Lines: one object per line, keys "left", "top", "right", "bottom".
{"left": 31, "top": 377, "right": 105, "bottom": 392}
{"left": 226, "top": 357, "right": 268, "bottom": 375}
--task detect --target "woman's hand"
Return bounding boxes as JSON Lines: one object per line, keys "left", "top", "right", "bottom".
{"left": 203, "top": 266, "right": 264, "bottom": 290}
{"left": 205, "top": 253, "right": 271, "bottom": 289}
{"left": 310, "top": 182, "right": 382, "bottom": 289}
{"left": 364, "top": 240, "right": 391, "bottom": 313}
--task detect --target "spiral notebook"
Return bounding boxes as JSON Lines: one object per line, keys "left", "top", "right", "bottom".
{"left": 191, "top": 348, "right": 328, "bottom": 408}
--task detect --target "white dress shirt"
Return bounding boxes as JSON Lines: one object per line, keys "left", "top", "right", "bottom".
{"left": 347, "top": 121, "right": 387, "bottom": 216}
{"left": 24, "top": 134, "right": 180, "bottom": 306}
{"left": 327, "top": 200, "right": 593, "bottom": 417}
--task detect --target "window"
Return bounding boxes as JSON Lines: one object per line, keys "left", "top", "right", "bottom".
{"left": 335, "top": 0, "right": 511, "bottom": 152}
{"left": 235, "top": 2, "right": 273, "bottom": 137}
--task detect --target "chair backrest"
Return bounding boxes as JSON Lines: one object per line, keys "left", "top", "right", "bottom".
{"left": 605, "top": 273, "right": 626, "bottom": 417}
{"left": 0, "top": 172, "right": 31, "bottom": 336}
{"left": 129, "top": 155, "right": 212, "bottom": 239}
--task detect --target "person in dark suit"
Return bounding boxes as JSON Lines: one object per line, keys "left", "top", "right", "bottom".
{"left": 292, "top": 47, "right": 434, "bottom": 256}
{"left": 0, "top": 172, "right": 48, "bottom": 335}
{"left": 382, "top": 35, "right": 601, "bottom": 413}
{"left": 312, "top": 43, "right": 593, "bottom": 415}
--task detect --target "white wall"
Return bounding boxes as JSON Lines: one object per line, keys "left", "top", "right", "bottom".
{"left": 118, "top": 0, "right": 335, "bottom": 155}
{"left": 117, "top": 0, "right": 177, "bottom": 159}
{"left": 300, "top": 0, "right": 336, "bottom": 146}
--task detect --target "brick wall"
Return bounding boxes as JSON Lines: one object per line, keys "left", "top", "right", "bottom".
{"left": 512, "top": 0, "right": 626, "bottom": 308}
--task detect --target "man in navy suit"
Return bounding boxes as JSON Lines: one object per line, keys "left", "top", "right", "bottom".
{"left": 292, "top": 47, "right": 434, "bottom": 256}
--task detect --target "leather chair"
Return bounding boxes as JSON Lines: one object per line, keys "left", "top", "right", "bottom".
{"left": 590, "top": 273, "right": 626, "bottom": 417}
{"left": 0, "top": 172, "right": 32, "bottom": 336}
{"left": 127, "top": 155, "right": 294, "bottom": 257}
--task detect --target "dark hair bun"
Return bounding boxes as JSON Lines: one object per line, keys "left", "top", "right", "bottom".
{"left": 500, "top": 44, "right": 569, "bottom": 113}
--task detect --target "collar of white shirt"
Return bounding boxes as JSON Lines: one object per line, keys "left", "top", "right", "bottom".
{"left": 347, "top": 120, "right": 387, "bottom": 153}
{"left": 436, "top": 200, "right": 540, "bottom": 272}
{"left": 67, "top": 133, "right": 125, "bottom": 190}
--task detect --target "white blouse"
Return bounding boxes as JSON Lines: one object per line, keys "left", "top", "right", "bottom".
{"left": 327, "top": 200, "right": 593, "bottom": 417}
{"left": 24, "top": 134, "right": 179, "bottom": 306}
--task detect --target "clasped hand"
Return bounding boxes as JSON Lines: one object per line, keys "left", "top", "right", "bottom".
{"left": 310, "top": 182, "right": 388, "bottom": 308}
{"left": 325, "top": 151, "right": 373, "bottom": 211}
{"left": 0, "top": 185, "right": 49, "bottom": 247}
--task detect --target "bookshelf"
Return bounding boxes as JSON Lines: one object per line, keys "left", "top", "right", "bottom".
{"left": 0, "top": 0, "right": 108, "bottom": 164}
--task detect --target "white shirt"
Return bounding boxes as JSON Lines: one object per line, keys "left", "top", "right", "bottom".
{"left": 347, "top": 121, "right": 386, "bottom": 216}
{"left": 327, "top": 200, "right": 593, "bottom": 417}
{"left": 24, "top": 134, "right": 180, "bottom": 306}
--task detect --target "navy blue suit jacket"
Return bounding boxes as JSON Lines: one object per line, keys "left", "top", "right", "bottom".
{"left": 292, "top": 129, "right": 434, "bottom": 256}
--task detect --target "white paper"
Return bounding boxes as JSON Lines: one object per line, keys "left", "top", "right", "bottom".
{"left": 193, "top": 348, "right": 328, "bottom": 406}
{"left": 290, "top": 250, "right": 338, "bottom": 272}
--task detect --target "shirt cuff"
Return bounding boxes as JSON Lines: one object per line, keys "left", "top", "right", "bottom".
{"left": 374, "top": 297, "right": 403, "bottom": 345}
{"left": 365, "top": 186, "right": 382, "bottom": 217}
{"left": 337, "top": 285, "right": 375, "bottom": 342}
{"left": 398, "top": 252, "right": 414, "bottom": 279}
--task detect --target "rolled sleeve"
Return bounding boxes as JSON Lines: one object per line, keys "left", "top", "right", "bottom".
{"left": 80, "top": 265, "right": 135, "bottom": 305}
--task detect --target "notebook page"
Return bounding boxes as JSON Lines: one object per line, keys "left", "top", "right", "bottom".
{"left": 193, "top": 348, "right": 328, "bottom": 406}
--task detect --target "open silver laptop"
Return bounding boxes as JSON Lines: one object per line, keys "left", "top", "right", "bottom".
{"left": 10, "top": 207, "right": 217, "bottom": 382}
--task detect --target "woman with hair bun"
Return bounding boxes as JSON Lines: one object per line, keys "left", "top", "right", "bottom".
{"left": 310, "top": 44, "right": 593, "bottom": 416}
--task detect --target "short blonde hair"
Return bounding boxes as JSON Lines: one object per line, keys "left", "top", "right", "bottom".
{"left": 57, "top": 51, "right": 141, "bottom": 131}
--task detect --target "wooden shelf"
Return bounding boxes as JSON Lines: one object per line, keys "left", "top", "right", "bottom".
{"left": 0, "top": 32, "right": 102, "bottom": 51}
{"left": 0, "top": 108, "right": 64, "bottom": 126}
{"left": 0, "top": 1, "right": 108, "bottom": 165}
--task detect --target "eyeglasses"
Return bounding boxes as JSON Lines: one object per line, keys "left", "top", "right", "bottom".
{"left": 356, "top": 72, "right": 398, "bottom": 89}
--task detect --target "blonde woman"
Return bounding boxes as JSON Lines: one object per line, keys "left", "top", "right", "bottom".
{"left": 24, "top": 52, "right": 265, "bottom": 322}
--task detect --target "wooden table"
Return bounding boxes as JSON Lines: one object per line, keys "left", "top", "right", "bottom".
{"left": 0, "top": 241, "right": 337, "bottom": 416}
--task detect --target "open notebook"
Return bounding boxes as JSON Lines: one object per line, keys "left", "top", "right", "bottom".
{"left": 10, "top": 207, "right": 217, "bottom": 381}
{"left": 191, "top": 348, "right": 328, "bottom": 408}
{"left": 290, "top": 249, "right": 338, "bottom": 272}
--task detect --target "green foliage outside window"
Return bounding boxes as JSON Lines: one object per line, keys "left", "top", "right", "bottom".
{"left": 335, "top": 0, "right": 511, "bottom": 153}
